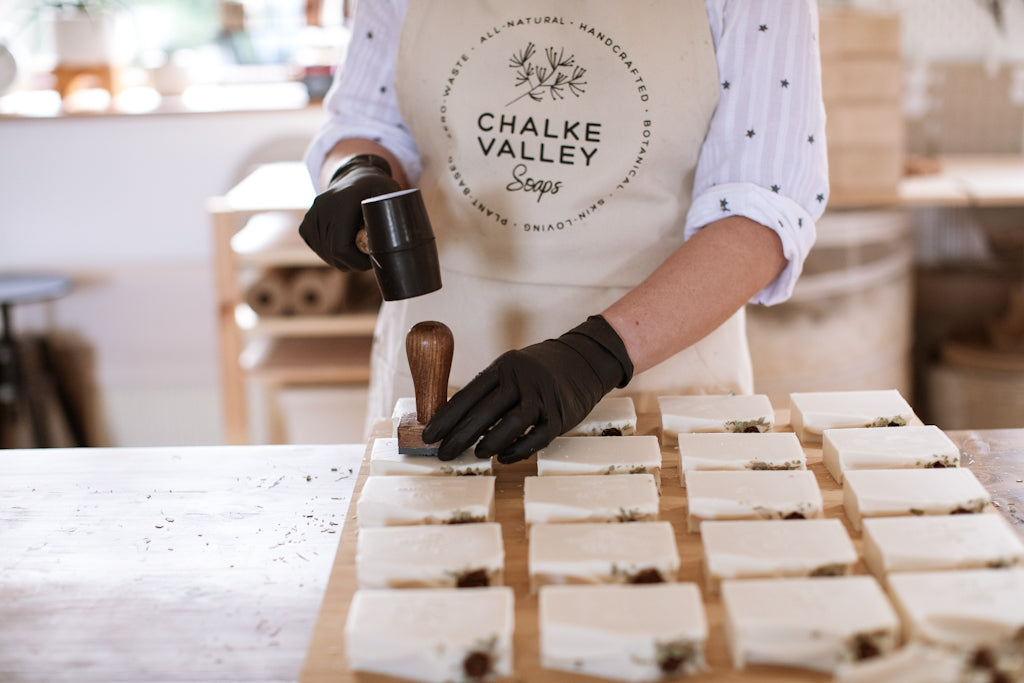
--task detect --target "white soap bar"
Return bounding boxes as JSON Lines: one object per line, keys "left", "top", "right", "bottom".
{"left": 369, "top": 437, "right": 493, "bottom": 476}
{"left": 843, "top": 468, "right": 991, "bottom": 532}
{"left": 863, "top": 514, "right": 1024, "bottom": 580}
{"left": 658, "top": 394, "right": 774, "bottom": 445}
{"left": 528, "top": 521, "right": 679, "bottom": 593}
{"left": 833, "top": 643, "right": 972, "bottom": 683}
{"left": 722, "top": 575, "right": 899, "bottom": 672}
{"left": 701, "top": 518, "right": 857, "bottom": 593}
{"left": 564, "top": 396, "right": 638, "bottom": 436}
{"left": 823, "top": 425, "right": 959, "bottom": 484}
{"left": 539, "top": 583, "right": 708, "bottom": 681}
{"left": 887, "top": 568, "right": 1024, "bottom": 650}
{"left": 356, "top": 522, "right": 505, "bottom": 589}
{"left": 524, "top": 474, "right": 659, "bottom": 525}
{"left": 345, "top": 587, "right": 514, "bottom": 683}
{"left": 789, "top": 389, "right": 915, "bottom": 444}
{"left": 678, "top": 432, "right": 805, "bottom": 486}
{"left": 357, "top": 475, "right": 496, "bottom": 528}
{"left": 684, "top": 470, "right": 824, "bottom": 533}
{"left": 536, "top": 435, "right": 662, "bottom": 490}
{"left": 391, "top": 396, "right": 417, "bottom": 436}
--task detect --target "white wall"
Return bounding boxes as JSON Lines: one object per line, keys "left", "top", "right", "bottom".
{"left": 0, "top": 106, "right": 326, "bottom": 446}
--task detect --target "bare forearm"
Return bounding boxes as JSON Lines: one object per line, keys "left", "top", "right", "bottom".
{"left": 319, "top": 139, "right": 409, "bottom": 190}
{"left": 602, "top": 216, "right": 786, "bottom": 375}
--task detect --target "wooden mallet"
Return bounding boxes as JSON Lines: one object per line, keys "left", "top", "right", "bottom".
{"left": 397, "top": 320, "right": 454, "bottom": 455}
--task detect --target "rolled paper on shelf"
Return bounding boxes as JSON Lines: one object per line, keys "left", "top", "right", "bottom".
{"left": 244, "top": 268, "right": 293, "bottom": 317}
{"left": 290, "top": 267, "right": 347, "bottom": 316}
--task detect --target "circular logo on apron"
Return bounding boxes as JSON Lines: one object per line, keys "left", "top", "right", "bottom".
{"left": 439, "top": 14, "right": 654, "bottom": 234}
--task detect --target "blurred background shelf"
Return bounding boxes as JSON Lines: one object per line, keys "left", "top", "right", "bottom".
{"left": 211, "top": 163, "right": 379, "bottom": 445}
{"left": 235, "top": 306, "right": 377, "bottom": 336}
{"left": 241, "top": 336, "right": 373, "bottom": 384}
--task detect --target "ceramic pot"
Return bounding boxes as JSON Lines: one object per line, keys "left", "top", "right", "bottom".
{"left": 50, "top": 7, "right": 127, "bottom": 66}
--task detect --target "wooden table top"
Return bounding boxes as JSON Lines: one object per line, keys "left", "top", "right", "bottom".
{"left": 0, "top": 428, "right": 1020, "bottom": 683}
{"left": 949, "top": 428, "right": 1024, "bottom": 531}
{"left": 0, "top": 444, "right": 365, "bottom": 683}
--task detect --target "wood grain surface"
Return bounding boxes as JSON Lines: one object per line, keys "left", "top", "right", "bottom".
{"left": 950, "top": 429, "right": 1024, "bottom": 535}
{"left": 2, "top": 428, "right": 1017, "bottom": 682}
{"left": 300, "top": 417, "right": 1024, "bottom": 683}
{"left": 0, "top": 444, "right": 365, "bottom": 683}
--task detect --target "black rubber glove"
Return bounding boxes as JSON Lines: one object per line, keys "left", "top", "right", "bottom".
{"left": 422, "top": 315, "right": 634, "bottom": 464}
{"left": 298, "top": 154, "right": 401, "bottom": 272}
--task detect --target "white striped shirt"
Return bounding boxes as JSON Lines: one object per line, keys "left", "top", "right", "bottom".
{"left": 306, "top": 0, "right": 829, "bottom": 304}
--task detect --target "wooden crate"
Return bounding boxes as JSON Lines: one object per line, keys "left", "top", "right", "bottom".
{"left": 819, "top": 9, "right": 905, "bottom": 209}
{"left": 821, "top": 59, "right": 904, "bottom": 103}
{"left": 818, "top": 10, "right": 901, "bottom": 59}
{"left": 827, "top": 103, "right": 905, "bottom": 149}
{"left": 827, "top": 148, "right": 905, "bottom": 206}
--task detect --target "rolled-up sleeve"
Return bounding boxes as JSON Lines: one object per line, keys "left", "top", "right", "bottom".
{"left": 304, "top": 0, "right": 420, "bottom": 191}
{"left": 690, "top": 0, "right": 829, "bottom": 305}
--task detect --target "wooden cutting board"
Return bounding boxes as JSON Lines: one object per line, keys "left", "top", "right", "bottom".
{"left": 300, "top": 415, "right": 1023, "bottom": 683}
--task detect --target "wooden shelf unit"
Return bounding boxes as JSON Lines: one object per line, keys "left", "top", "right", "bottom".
{"left": 209, "top": 162, "right": 377, "bottom": 444}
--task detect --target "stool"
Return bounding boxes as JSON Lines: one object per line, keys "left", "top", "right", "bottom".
{"left": 0, "top": 274, "right": 85, "bottom": 448}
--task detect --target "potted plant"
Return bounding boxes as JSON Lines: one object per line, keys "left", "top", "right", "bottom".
{"left": 43, "top": 1, "right": 130, "bottom": 67}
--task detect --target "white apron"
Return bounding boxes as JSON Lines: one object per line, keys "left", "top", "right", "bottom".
{"left": 365, "top": 0, "right": 752, "bottom": 434}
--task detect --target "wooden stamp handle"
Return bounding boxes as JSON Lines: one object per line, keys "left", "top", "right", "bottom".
{"left": 406, "top": 321, "right": 454, "bottom": 424}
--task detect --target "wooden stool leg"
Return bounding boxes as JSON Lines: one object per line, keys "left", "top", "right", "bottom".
{"left": 0, "top": 304, "right": 43, "bottom": 448}
{"left": 0, "top": 322, "right": 18, "bottom": 446}
{"left": 37, "top": 337, "right": 88, "bottom": 447}
{"left": 19, "top": 340, "right": 54, "bottom": 448}
{"left": 0, "top": 308, "right": 83, "bottom": 448}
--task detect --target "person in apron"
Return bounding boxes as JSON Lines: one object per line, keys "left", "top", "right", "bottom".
{"left": 300, "top": 0, "right": 828, "bottom": 462}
